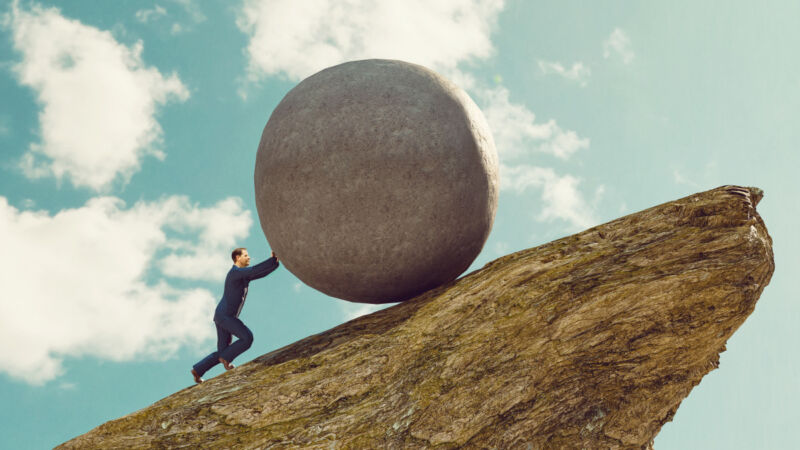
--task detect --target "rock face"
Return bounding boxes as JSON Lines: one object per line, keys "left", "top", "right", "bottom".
{"left": 59, "top": 185, "right": 773, "bottom": 449}
{"left": 254, "top": 59, "right": 499, "bottom": 304}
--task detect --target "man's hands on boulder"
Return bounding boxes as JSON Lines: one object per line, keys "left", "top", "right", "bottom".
{"left": 272, "top": 250, "right": 279, "bottom": 262}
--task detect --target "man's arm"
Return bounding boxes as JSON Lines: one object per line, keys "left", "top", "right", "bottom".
{"left": 240, "top": 256, "right": 279, "bottom": 281}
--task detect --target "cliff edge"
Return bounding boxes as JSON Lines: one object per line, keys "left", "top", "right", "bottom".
{"left": 59, "top": 185, "right": 774, "bottom": 449}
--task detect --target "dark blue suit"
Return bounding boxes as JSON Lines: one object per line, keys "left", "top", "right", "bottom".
{"left": 193, "top": 257, "right": 279, "bottom": 376}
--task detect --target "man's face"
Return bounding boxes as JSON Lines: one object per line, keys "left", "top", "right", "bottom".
{"left": 237, "top": 250, "right": 251, "bottom": 267}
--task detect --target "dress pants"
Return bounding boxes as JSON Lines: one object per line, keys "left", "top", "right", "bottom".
{"left": 193, "top": 315, "right": 254, "bottom": 376}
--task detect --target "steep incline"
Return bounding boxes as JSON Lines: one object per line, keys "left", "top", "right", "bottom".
{"left": 59, "top": 185, "right": 774, "bottom": 449}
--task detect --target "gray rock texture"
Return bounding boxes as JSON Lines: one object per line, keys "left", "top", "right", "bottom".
{"left": 254, "top": 59, "right": 499, "bottom": 303}
{"left": 57, "top": 186, "right": 773, "bottom": 449}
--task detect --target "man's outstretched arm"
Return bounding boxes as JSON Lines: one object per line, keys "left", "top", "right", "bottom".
{"left": 240, "top": 255, "right": 279, "bottom": 281}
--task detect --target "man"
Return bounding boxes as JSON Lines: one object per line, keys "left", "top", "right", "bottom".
{"left": 191, "top": 247, "right": 280, "bottom": 383}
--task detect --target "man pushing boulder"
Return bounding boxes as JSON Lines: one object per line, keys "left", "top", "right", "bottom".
{"left": 191, "top": 247, "right": 280, "bottom": 383}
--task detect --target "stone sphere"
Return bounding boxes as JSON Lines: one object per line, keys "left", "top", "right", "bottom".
{"left": 254, "top": 59, "right": 498, "bottom": 303}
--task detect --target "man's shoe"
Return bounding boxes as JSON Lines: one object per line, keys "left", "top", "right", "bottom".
{"left": 191, "top": 369, "right": 204, "bottom": 384}
{"left": 219, "top": 357, "right": 235, "bottom": 371}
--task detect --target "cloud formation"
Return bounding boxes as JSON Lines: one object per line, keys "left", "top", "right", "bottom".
{"left": 236, "top": 0, "right": 600, "bottom": 246}
{"left": 135, "top": 5, "right": 167, "bottom": 23}
{"left": 158, "top": 197, "right": 254, "bottom": 280}
{"left": 603, "top": 28, "right": 634, "bottom": 64}
{"left": 0, "top": 115, "right": 9, "bottom": 137}
{"left": 478, "top": 86, "right": 598, "bottom": 229}
{"left": 537, "top": 60, "right": 591, "bottom": 86}
{"left": 499, "top": 165, "right": 600, "bottom": 229}
{"left": 236, "top": 0, "right": 504, "bottom": 82}
{"left": 480, "top": 86, "right": 589, "bottom": 160}
{"left": 0, "top": 195, "right": 251, "bottom": 384}
{"left": 338, "top": 302, "right": 393, "bottom": 321}
{"left": 10, "top": 3, "right": 189, "bottom": 191}
{"left": 172, "top": 0, "right": 206, "bottom": 24}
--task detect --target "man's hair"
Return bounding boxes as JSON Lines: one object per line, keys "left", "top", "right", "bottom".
{"left": 231, "top": 247, "right": 247, "bottom": 262}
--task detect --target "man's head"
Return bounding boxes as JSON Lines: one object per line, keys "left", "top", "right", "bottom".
{"left": 232, "top": 247, "right": 250, "bottom": 267}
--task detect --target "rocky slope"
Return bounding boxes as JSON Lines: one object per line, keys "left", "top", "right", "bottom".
{"left": 59, "top": 185, "right": 774, "bottom": 449}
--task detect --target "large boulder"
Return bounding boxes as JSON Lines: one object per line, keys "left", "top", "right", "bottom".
{"left": 254, "top": 59, "right": 499, "bottom": 303}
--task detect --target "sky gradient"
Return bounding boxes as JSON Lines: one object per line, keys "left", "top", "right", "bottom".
{"left": 0, "top": 1, "right": 798, "bottom": 448}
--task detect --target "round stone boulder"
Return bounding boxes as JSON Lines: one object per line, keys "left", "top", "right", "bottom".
{"left": 254, "top": 59, "right": 498, "bottom": 303}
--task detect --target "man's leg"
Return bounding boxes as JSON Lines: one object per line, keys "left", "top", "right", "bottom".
{"left": 216, "top": 315, "right": 254, "bottom": 369}
{"left": 191, "top": 322, "right": 232, "bottom": 381}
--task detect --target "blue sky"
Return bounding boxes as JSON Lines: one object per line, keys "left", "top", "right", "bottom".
{"left": 0, "top": 1, "right": 797, "bottom": 448}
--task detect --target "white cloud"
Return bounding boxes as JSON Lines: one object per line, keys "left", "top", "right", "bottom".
{"left": 135, "top": 5, "right": 167, "bottom": 23}
{"left": 499, "top": 164, "right": 598, "bottom": 230}
{"left": 475, "top": 86, "right": 598, "bottom": 230}
{"left": 172, "top": 0, "right": 206, "bottom": 24}
{"left": 673, "top": 168, "right": 700, "bottom": 188}
{"left": 157, "top": 197, "right": 254, "bottom": 280}
{"left": 537, "top": 60, "right": 590, "bottom": 86}
{"left": 234, "top": 0, "right": 599, "bottom": 239}
{"left": 236, "top": 0, "right": 504, "bottom": 83}
{"left": 165, "top": 0, "right": 207, "bottom": 35}
{"left": 493, "top": 241, "right": 510, "bottom": 256}
{"left": 10, "top": 3, "right": 189, "bottom": 191}
{"left": 338, "top": 302, "right": 394, "bottom": 322}
{"left": 0, "top": 195, "right": 251, "bottom": 385}
{"left": 537, "top": 170, "right": 597, "bottom": 228}
{"left": 0, "top": 114, "right": 9, "bottom": 136}
{"left": 479, "top": 86, "right": 589, "bottom": 160}
{"left": 603, "top": 28, "right": 634, "bottom": 64}
{"left": 135, "top": 1, "right": 205, "bottom": 33}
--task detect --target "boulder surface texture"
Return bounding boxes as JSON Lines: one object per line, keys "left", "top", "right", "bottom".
{"left": 254, "top": 59, "right": 499, "bottom": 303}
{"left": 59, "top": 185, "right": 773, "bottom": 449}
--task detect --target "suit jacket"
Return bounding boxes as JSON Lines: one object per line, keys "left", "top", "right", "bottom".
{"left": 214, "top": 257, "right": 279, "bottom": 319}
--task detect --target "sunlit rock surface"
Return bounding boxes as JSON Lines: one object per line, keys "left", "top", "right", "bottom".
{"left": 59, "top": 186, "right": 773, "bottom": 449}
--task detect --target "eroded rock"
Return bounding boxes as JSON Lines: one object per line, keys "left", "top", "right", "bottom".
{"left": 59, "top": 186, "right": 773, "bottom": 449}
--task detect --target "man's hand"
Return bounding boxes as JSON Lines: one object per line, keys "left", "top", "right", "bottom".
{"left": 271, "top": 250, "right": 278, "bottom": 262}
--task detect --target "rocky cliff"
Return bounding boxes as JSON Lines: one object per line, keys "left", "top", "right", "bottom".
{"left": 59, "top": 185, "right": 774, "bottom": 449}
